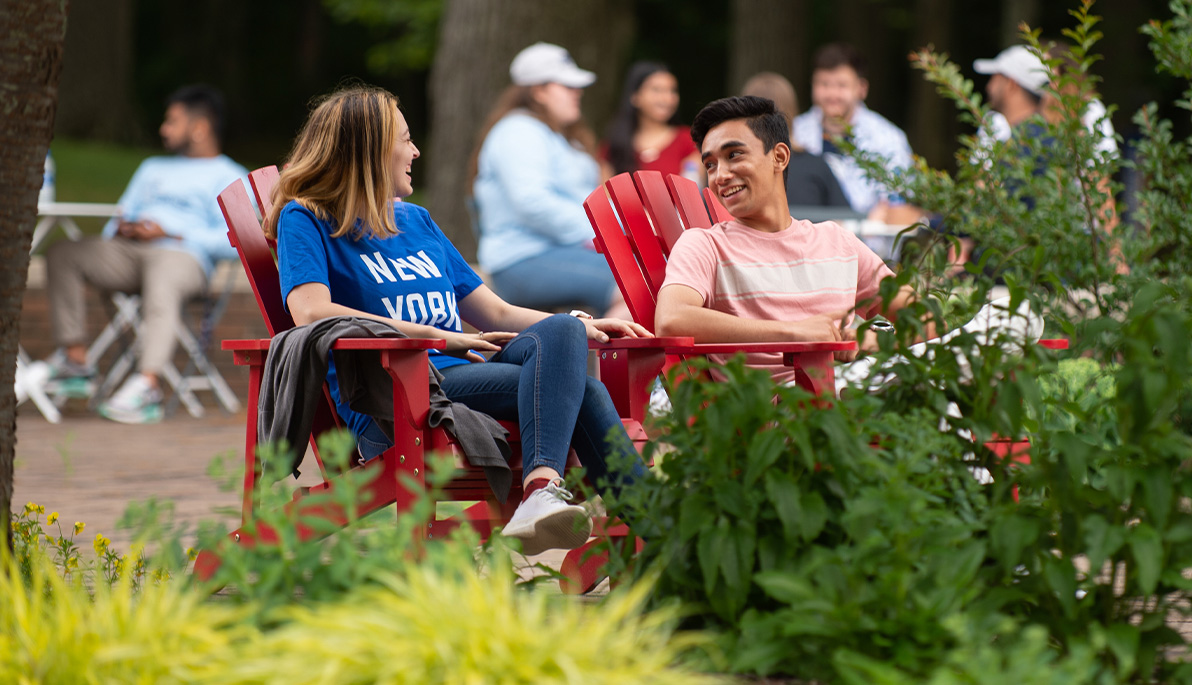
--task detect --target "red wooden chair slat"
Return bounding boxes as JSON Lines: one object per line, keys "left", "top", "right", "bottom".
{"left": 664, "top": 173, "right": 714, "bottom": 229}
{"left": 633, "top": 170, "right": 687, "bottom": 255}
{"left": 584, "top": 186, "right": 659, "bottom": 331}
{"left": 606, "top": 173, "right": 670, "bottom": 295}
{"left": 701, "top": 186, "right": 734, "bottom": 223}
{"left": 248, "top": 166, "right": 281, "bottom": 220}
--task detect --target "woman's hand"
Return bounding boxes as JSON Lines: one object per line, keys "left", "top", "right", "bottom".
{"left": 442, "top": 330, "right": 517, "bottom": 363}
{"left": 583, "top": 318, "right": 652, "bottom": 343}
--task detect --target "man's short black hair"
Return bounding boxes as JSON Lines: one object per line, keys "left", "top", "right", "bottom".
{"left": 691, "top": 95, "right": 790, "bottom": 182}
{"left": 166, "top": 84, "right": 228, "bottom": 148}
{"left": 812, "top": 42, "right": 868, "bottom": 80}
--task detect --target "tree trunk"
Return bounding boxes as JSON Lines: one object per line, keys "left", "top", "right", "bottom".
{"left": 54, "top": 0, "right": 132, "bottom": 142}
{"left": 426, "top": 0, "right": 635, "bottom": 260}
{"left": 0, "top": 0, "right": 68, "bottom": 552}
{"left": 727, "top": 0, "right": 808, "bottom": 99}
{"left": 908, "top": 0, "right": 953, "bottom": 170}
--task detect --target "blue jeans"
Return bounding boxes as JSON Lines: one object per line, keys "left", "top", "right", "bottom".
{"left": 490, "top": 246, "right": 616, "bottom": 314}
{"left": 358, "top": 315, "right": 645, "bottom": 496}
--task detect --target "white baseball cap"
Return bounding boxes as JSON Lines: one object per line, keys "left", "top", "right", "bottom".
{"left": 509, "top": 42, "right": 596, "bottom": 88}
{"left": 973, "top": 45, "right": 1050, "bottom": 96}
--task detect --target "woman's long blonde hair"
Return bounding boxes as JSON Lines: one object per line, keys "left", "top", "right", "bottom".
{"left": 264, "top": 86, "right": 402, "bottom": 240}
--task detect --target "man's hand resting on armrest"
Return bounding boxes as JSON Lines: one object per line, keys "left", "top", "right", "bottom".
{"left": 656, "top": 284, "right": 859, "bottom": 362}
{"left": 790, "top": 310, "right": 857, "bottom": 362}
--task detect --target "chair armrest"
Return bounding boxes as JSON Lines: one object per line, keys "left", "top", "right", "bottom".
{"left": 666, "top": 340, "right": 856, "bottom": 356}
{"left": 222, "top": 337, "right": 447, "bottom": 352}
{"left": 588, "top": 336, "right": 693, "bottom": 350}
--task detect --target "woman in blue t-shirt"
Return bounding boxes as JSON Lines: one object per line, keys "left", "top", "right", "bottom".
{"left": 264, "top": 86, "right": 650, "bottom": 556}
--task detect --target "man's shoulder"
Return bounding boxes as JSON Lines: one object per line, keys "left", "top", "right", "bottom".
{"left": 135, "top": 154, "right": 247, "bottom": 176}
{"left": 853, "top": 106, "right": 909, "bottom": 142}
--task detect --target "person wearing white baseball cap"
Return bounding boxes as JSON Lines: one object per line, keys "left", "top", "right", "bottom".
{"left": 470, "top": 43, "right": 630, "bottom": 320}
{"left": 974, "top": 45, "right": 1049, "bottom": 130}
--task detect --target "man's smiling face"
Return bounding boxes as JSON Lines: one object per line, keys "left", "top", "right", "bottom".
{"left": 701, "top": 118, "right": 785, "bottom": 222}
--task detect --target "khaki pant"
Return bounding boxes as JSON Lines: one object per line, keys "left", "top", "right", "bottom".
{"left": 46, "top": 237, "right": 207, "bottom": 375}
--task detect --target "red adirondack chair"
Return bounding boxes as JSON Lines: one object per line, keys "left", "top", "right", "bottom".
{"left": 585, "top": 170, "right": 1067, "bottom": 507}
{"left": 584, "top": 171, "right": 856, "bottom": 396}
{"left": 192, "top": 168, "right": 690, "bottom": 592}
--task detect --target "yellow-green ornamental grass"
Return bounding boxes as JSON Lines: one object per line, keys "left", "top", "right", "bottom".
{"left": 3, "top": 517, "right": 723, "bottom": 684}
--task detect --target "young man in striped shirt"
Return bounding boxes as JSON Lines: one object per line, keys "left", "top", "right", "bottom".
{"left": 655, "top": 95, "right": 918, "bottom": 384}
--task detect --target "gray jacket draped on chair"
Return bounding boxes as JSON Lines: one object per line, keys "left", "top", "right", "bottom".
{"left": 256, "top": 316, "right": 513, "bottom": 502}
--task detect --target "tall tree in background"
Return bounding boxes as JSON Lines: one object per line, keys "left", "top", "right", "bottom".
{"left": 0, "top": 0, "right": 68, "bottom": 551}
{"left": 908, "top": 0, "right": 954, "bottom": 166}
{"left": 426, "top": 0, "right": 635, "bottom": 257}
{"left": 727, "top": 0, "right": 808, "bottom": 98}
{"left": 55, "top": 0, "right": 133, "bottom": 142}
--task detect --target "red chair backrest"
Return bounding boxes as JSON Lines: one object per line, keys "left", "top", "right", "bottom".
{"left": 585, "top": 172, "right": 731, "bottom": 333}
{"left": 248, "top": 166, "right": 281, "bottom": 223}
{"left": 218, "top": 175, "right": 294, "bottom": 337}
{"left": 218, "top": 168, "right": 346, "bottom": 462}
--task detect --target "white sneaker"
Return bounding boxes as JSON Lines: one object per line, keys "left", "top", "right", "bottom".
{"left": 98, "top": 375, "right": 163, "bottom": 425}
{"left": 502, "top": 480, "right": 592, "bottom": 556}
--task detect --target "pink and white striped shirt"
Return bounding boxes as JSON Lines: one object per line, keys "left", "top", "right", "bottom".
{"left": 662, "top": 217, "right": 894, "bottom": 382}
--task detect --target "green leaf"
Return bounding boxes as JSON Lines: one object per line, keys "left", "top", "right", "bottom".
{"left": 799, "top": 490, "right": 829, "bottom": 542}
{"left": 1130, "top": 523, "right": 1164, "bottom": 595}
{"left": 1043, "top": 556, "right": 1077, "bottom": 617}
{"left": 754, "top": 570, "right": 813, "bottom": 604}
{"left": 1141, "top": 467, "right": 1174, "bottom": 530}
{"left": 991, "top": 514, "right": 1040, "bottom": 568}
{"left": 1106, "top": 623, "right": 1140, "bottom": 677}
{"left": 764, "top": 472, "right": 803, "bottom": 543}
{"left": 743, "top": 429, "right": 786, "bottom": 485}
{"left": 1083, "top": 514, "right": 1126, "bottom": 572}
{"left": 678, "top": 494, "right": 714, "bottom": 542}
{"left": 697, "top": 524, "right": 724, "bottom": 598}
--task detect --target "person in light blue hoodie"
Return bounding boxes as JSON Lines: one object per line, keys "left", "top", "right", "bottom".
{"left": 470, "top": 43, "right": 629, "bottom": 319}
{"left": 45, "top": 85, "right": 248, "bottom": 424}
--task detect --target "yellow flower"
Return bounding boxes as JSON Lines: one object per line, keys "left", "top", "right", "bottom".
{"left": 24, "top": 502, "right": 36, "bottom": 514}
{"left": 35, "top": 504, "right": 45, "bottom": 514}
{"left": 73, "top": 521, "right": 85, "bottom": 535}
{"left": 44, "top": 535, "right": 54, "bottom": 545}
{"left": 186, "top": 547, "right": 198, "bottom": 561}
{"left": 93, "top": 533, "right": 110, "bottom": 555}
{"left": 47, "top": 512, "right": 59, "bottom": 525}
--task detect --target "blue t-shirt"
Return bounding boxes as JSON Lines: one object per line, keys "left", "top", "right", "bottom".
{"left": 276, "top": 199, "right": 484, "bottom": 438}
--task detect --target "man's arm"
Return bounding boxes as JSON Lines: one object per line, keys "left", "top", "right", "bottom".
{"left": 656, "top": 283, "right": 853, "bottom": 349}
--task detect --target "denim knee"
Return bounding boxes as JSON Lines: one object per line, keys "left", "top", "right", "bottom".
{"left": 536, "top": 312, "right": 587, "bottom": 343}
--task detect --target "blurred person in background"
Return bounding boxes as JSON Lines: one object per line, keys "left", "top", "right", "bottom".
{"left": 600, "top": 61, "right": 700, "bottom": 183}
{"left": 793, "top": 43, "right": 919, "bottom": 223}
{"left": 471, "top": 43, "right": 629, "bottom": 320}
{"left": 742, "top": 71, "right": 850, "bottom": 209}
{"left": 44, "top": 84, "right": 247, "bottom": 424}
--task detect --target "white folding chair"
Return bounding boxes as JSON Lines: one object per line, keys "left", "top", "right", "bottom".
{"left": 82, "top": 261, "right": 242, "bottom": 418}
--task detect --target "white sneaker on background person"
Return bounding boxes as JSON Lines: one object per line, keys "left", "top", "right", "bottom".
{"left": 502, "top": 479, "right": 592, "bottom": 556}
{"left": 98, "top": 374, "right": 164, "bottom": 425}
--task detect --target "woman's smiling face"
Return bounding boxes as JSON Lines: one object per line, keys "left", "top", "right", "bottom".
{"left": 389, "top": 107, "right": 420, "bottom": 198}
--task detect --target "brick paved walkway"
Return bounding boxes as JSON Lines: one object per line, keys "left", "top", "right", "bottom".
{"left": 12, "top": 404, "right": 571, "bottom": 578}
{"left": 13, "top": 406, "right": 247, "bottom": 551}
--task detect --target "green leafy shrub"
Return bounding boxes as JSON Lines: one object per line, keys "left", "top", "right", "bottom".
{"left": 5, "top": 431, "right": 722, "bottom": 684}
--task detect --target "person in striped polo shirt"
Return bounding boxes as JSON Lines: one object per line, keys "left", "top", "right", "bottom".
{"left": 655, "top": 95, "right": 920, "bottom": 385}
